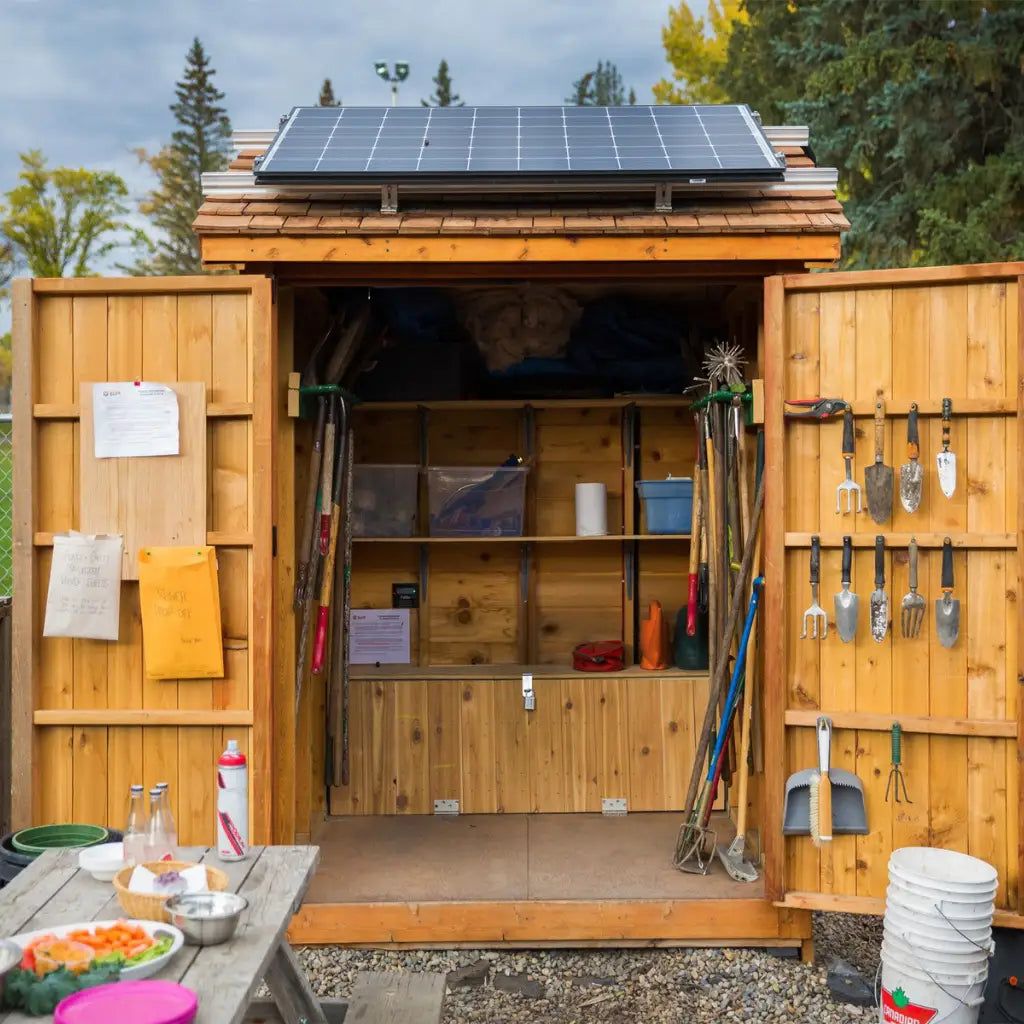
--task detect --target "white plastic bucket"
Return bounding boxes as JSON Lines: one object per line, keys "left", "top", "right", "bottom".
{"left": 880, "top": 952, "right": 985, "bottom": 1024}
{"left": 890, "top": 847, "right": 997, "bottom": 891}
{"left": 884, "top": 904, "right": 992, "bottom": 947}
{"left": 884, "top": 915, "right": 994, "bottom": 956}
{"left": 888, "top": 872, "right": 997, "bottom": 904}
{"left": 886, "top": 884, "right": 994, "bottom": 922}
{"left": 882, "top": 936, "right": 989, "bottom": 972}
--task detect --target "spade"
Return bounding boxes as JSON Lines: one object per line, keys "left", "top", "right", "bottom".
{"left": 864, "top": 398, "right": 893, "bottom": 524}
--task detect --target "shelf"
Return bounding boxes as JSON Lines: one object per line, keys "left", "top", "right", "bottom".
{"left": 33, "top": 401, "right": 253, "bottom": 420}
{"left": 351, "top": 395, "right": 692, "bottom": 413}
{"left": 785, "top": 709, "right": 1014, "bottom": 739}
{"left": 350, "top": 663, "right": 708, "bottom": 681}
{"left": 354, "top": 534, "right": 690, "bottom": 544}
{"left": 785, "top": 532, "right": 1014, "bottom": 550}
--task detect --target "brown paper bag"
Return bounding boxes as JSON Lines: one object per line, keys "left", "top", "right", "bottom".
{"left": 138, "top": 545, "right": 224, "bottom": 679}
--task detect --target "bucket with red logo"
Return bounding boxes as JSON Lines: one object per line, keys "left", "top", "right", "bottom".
{"left": 216, "top": 739, "right": 248, "bottom": 861}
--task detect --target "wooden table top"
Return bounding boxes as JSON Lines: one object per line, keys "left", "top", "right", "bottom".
{"left": 0, "top": 844, "right": 320, "bottom": 1024}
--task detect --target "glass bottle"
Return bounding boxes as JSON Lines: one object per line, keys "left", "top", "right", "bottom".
{"left": 155, "top": 782, "right": 178, "bottom": 855}
{"left": 145, "top": 787, "right": 174, "bottom": 862}
{"left": 123, "top": 785, "right": 148, "bottom": 867}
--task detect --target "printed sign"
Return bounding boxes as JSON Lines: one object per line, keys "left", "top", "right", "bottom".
{"left": 882, "top": 987, "right": 938, "bottom": 1024}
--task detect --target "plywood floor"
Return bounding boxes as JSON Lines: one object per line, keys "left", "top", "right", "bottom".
{"left": 306, "top": 812, "right": 760, "bottom": 903}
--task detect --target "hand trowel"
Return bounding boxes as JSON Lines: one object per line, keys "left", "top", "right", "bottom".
{"left": 935, "top": 537, "right": 960, "bottom": 648}
{"left": 834, "top": 535, "right": 858, "bottom": 643}
{"left": 936, "top": 397, "right": 957, "bottom": 498}
{"left": 899, "top": 403, "right": 923, "bottom": 513}
{"left": 864, "top": 398, "right": 893, "bottom": 524}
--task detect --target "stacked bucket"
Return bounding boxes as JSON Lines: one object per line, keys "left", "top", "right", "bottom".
{"left": 881, "top": 847, "right": 997, "bottom": 1024}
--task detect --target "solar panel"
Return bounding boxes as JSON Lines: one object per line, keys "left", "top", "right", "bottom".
{"left": 254, "top": 104, "right": 784, "bottom": 184}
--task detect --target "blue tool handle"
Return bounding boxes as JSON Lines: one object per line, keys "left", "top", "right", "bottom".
{"left": 705, "top": 576, "right": 764, "bottom": 783}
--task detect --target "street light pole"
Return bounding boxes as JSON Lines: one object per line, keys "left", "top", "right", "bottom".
{"left": 374, "top": 61, "right": 410, "bottom": 106}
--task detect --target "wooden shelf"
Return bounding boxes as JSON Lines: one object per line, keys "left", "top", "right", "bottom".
{"left": 34, "top": 401, "right": 253, "bottom": 420}
{"left": 350, "top": 663, "right": 708, "bottom": 681}
{"left": 354, "top": 534, "right": 690, "bottom": 544}
{"left": 785, "top": 709, "right": 1015, "bottom": 739}
{"left": 351, "top": 395, "right": 692, "bottom": 413}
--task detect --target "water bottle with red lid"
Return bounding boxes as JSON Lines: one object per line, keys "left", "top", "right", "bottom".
{"left": 216, "top": 739, "right": 248, "bottom": 861}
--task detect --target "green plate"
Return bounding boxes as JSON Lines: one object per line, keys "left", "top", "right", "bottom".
{"left": 11, "top": 824, "right": 109, "bottom": 856}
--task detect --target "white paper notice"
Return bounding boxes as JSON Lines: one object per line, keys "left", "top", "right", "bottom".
{"left": 43, "top": 532, "right": 124, "bottom": 640}
{"left": 349, "top": 608, "right": 411, "bottom": 665}
{"left": 92, "top": 381, "right": 180, "bottom": 458}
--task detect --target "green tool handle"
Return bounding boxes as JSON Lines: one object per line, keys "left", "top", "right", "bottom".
{"left": 891, "top": 722, "right": 902, "bottom": 766}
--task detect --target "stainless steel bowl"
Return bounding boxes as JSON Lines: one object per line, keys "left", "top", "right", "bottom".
{"left": 0, "top": 939, "right": 22, "bottom": 1001}
{"left": 164, "top": 891, "right": 249, "bottom": 946}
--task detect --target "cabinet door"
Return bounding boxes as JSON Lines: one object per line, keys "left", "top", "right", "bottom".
{"left": 11, "top": 275, "right": 275, "bottom": 844}
{"left": 761, "top": 262, "right": 1024, "bottom": 912}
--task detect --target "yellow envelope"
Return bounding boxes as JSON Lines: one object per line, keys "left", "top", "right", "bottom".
{"left": 138, "top": 546, "right": 224, "bottom": 679}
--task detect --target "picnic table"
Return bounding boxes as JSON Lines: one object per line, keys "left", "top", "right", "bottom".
{"left": 0, "top": 845, "right": 330, "bottom": 1024}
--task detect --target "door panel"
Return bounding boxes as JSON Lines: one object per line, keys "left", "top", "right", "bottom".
{"left": 12, "top": 276, "right": 274, "bottom": 844}
{"left": 763, "top": 263, "right": 1023, "bottom": 911}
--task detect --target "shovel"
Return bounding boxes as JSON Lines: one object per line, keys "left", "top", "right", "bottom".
{"left": 870, "top": 535, "right": 889, "bottom": 643}
{"left": 899, "top": 403, "right": 923, "bottom": 514}
{"left": 864, "top": 398, "right": 893, "bottom": 524}
{"left": 834, "top": 535, "right": 858, "bottom": 643}
{"left": 935, "top": 537, "right": 960, "bottom": 648}
{"left": 936, "top": 397, "right": 957, "bottom": 498}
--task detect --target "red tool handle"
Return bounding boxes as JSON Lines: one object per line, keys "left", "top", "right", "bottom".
{"left": 686, "top": 574, "right": 698, "bottom": 636}
{"left": 311, "top": 605, "right": 329, "bottom": 674}
{"left": 318, "top": 514, "right": 331, "bottom": 555}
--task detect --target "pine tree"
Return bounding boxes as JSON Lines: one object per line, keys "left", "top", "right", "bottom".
{"left": 319, "top": 78, "right": 340, "bottom": 106}
{"left": 132, "top": 38, "right": 232, "bottom": 275}
{"left": 567, "top": 62, "right": 635, "bottom": 105}
{"left": 422, "top": 60, "right": 463, "bottom": 107}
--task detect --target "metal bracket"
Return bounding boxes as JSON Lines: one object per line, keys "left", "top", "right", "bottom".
{"left": 381, "top": 184, "right": 399, "bottom": 214}
{"left": 433, "top": 799, "right": 459, "bottom": 815}
{"left": 654, "top": 182, "right": 672, "bottom": 213}
{"left": 602, "top": 798, "right": 628, "bottom": 816}
{"left": 522, "top": 672, "right": 535, "bottom": 712}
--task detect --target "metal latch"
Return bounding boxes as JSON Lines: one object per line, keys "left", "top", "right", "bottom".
{"left": 602, "top": 798, "right": 628, "bottom": 816}
{"left": 381, "top": 183, "right": 399, "bottom": 214}
{"left": 522, "top": 672, "right": 535, "bottom": 711}
{"left": 433, "top": 799, "right": 459, "bottom": 815}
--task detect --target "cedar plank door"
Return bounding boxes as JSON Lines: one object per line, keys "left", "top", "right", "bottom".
{"left": 11, "top": 277, "right": 275, "bottom": 845}
{"left": 763, "top": 262, "right": 1024, "bottom": 915}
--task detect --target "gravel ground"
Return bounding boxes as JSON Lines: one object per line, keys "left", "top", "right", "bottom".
{"left": 296, "top": 912, "right": 883, "bottom": 1023}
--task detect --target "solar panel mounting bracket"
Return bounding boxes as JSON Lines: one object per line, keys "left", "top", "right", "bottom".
{"left": 654, "top": 183, "right": 673, "bottom": 213}
{"left": 380, "top": 184, "right": 399, "bottom": 214}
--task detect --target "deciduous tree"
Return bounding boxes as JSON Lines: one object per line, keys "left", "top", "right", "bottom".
{"left": 0, "top": 151, "right": 142, "bottom": 277}
{"left": 653, "top": 0, "right": 745, "bottom": 105}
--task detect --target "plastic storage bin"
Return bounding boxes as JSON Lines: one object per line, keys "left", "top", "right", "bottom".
{"left": 352, "top": 464, "right": 419, "bottom": 537}
{"left": 427, "top": 465, "right": 529, "bottom": 537}
{"left": 636, "top": 477, "right": 693, "bottom": 535}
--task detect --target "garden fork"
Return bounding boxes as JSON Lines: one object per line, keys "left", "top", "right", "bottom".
{"left": 801, "top": 535, "right": 828, "bottom": 639}
{"left": 836, "top": 405, "right": 863, "bottom": 514}
{"left": 900, "top": 538, "right": 925, "bottom": 639}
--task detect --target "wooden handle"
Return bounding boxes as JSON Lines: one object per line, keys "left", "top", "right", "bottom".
{"left": 873, "top": 399, "right": 886, "bottom": 460}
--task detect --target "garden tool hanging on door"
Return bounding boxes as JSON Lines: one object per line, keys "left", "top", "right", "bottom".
{"left": 936, "top": 398, "right": 957, "bottom": 498}
{"left": 885, "top": 723, "right": 912, "bottom": 804}
{"left": 801, "top": 536, "right": 827, "bottom": 640}
{"left": 900, "top": 538, "right": 925, "bottom": 639}
{"left": 864, "top": 398, "right": 893, "bottom": 524}
{"left": 836, "top": 405, "right": 862, "bottom": 514}
{"left": 899, "top": 403, "right": 923, "bottom": 513}
{"left": 935, "top": 537, "right": 960, "bottom": 648}
{"left": 834, "top": 535, "right": 858, "bottom": 643}
{"left": 870, "top": 536, "right": 890, "bottom": 643}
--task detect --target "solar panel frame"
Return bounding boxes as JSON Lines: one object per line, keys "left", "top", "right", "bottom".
{"left": 254, "top": 104, "right": 784, "bottom": 184}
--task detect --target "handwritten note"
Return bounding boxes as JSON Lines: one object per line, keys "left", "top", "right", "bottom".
{"left": 349, "top": 608, "right": 411, "bottom": 665}
{"left": 138, "top": 546, "right": 224, "bottom": 679}
{"left": 43, "top": 532, "right": 124, "bottom": 640}
{"left": 92, "top": 381, "right": 180, "bottom": 458}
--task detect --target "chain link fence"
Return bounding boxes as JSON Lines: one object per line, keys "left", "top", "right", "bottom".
{"left": 0, "top": 414, "right": 9, "bottom": 597}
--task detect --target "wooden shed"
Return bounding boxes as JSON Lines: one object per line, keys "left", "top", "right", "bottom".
{"left": 11, "top": 110, "right": 1024, "bottom": 954}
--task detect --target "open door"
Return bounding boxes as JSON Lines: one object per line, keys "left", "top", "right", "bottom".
{"left": 11, "top": 275, "right": 276, "bottom": 844}
{"left": 762, "top": 262, "right": 1024, "bottom": 920}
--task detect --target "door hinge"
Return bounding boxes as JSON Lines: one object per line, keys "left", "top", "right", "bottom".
{"left": 271, "top": 525, "right": 277, "bottom": 557}
{"left": 433, "top": 799, "right": 459, "bottom": 816}
{"left": 522, "top": 672, "right": 535, "bottom": 711}
{"left": 602, "top": 798, "right": 628, "bottom": 816}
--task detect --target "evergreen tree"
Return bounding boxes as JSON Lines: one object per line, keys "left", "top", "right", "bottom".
{"left": 422, "top": 60, "right": 463, "bottom": 107}
{"left": 132, "top": 38, "right": 232, "bottom": 275}
{"left": 319, "top": 78, "right": 340, "bottom": 106}
{"left": 567, "top": 61, "right": 635, "bottom": 105}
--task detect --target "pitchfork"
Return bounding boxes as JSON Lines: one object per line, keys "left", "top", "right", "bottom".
{"left": 801, "top": 536, "right": 828, "bottom": 640}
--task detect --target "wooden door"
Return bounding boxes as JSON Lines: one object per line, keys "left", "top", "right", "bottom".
{"left": 11, "top": 276, "right": 276, "bottom": 845}
{"left": 762, "top": 263, "right": 1024, "bottom": 916}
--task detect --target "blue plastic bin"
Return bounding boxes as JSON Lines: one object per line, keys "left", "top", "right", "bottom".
{"left": 636, "top": 477, "right": 694, "bottom": 535}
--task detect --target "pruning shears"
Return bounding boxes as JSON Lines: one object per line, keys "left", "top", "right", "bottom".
{"left": 784, "top": 397, "right": 847, "bottom": 420}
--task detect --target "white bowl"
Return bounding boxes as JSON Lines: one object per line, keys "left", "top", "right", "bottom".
{"left": 78, "top": 842, "right": 126, "bottom": 881}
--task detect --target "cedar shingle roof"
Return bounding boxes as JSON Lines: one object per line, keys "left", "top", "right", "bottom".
{"left": 196, "top": 142, "right": 848, "bottom": 238}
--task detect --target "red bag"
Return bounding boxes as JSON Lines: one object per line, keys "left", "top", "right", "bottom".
{"left": 572, "top": 641, "right": 625, "bottom": 672}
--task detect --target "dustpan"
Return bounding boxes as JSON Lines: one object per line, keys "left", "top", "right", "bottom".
{"left": 782, "top": 767, "right": 868, "bottom": 835}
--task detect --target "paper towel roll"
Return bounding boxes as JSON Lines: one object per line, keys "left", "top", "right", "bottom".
{"left": 575, "top": 482, "right": 608, "bottom": 537}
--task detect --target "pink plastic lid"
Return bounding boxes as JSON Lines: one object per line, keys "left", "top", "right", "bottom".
{"left": 55, "top": 981, "right": 198, "bottom": 1024}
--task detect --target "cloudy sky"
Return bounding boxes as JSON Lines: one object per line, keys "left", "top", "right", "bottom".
{"left": 1, "top": 0, "right": 701, "bottom": 248}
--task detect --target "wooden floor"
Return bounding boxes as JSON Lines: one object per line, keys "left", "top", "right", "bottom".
{"left": 289, "top": 813, "right": 810, "bottom": 948}
{"left": 305, "top": 812, "right": 755, "bottom": 903}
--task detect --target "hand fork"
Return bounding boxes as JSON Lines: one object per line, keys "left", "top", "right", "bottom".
{"left": 836, "top": 405, "right": 863, "bottom": 514}
{"left": 801, "top": 535, "right": 828, "bottom": 639}
{"left": 900, "top": 537, "right": 925, "bottom": 639}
